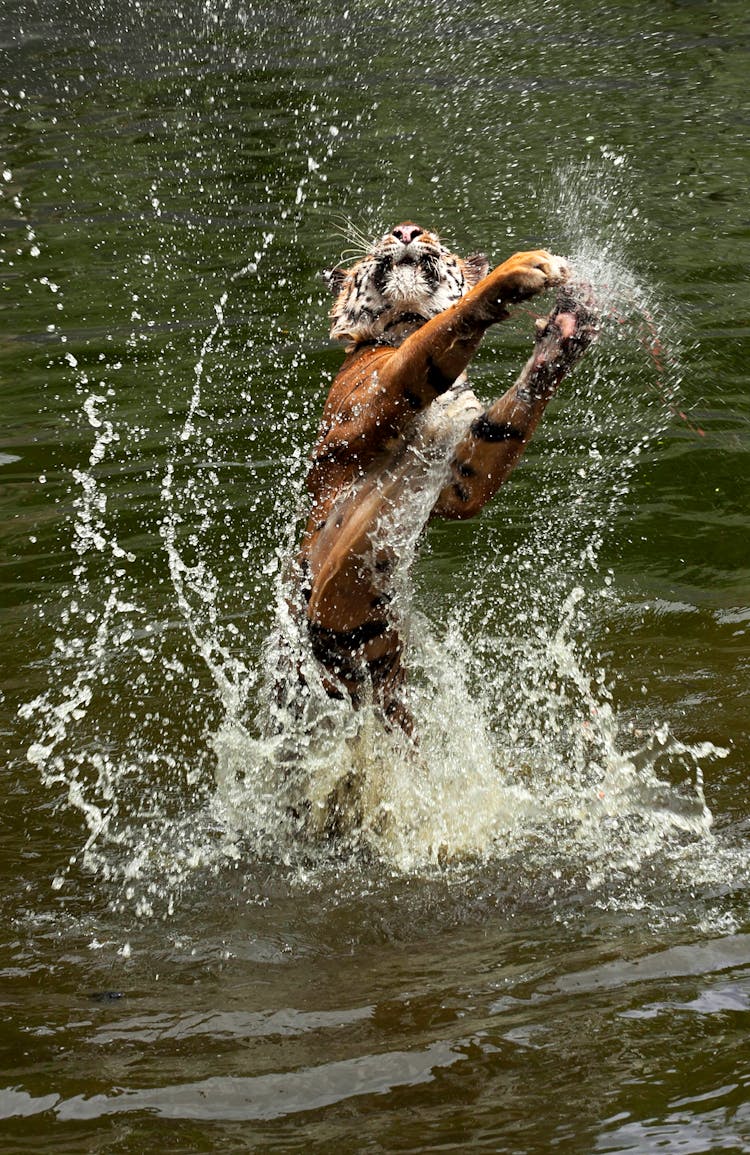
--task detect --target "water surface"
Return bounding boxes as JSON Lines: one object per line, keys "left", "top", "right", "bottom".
{"left": 2, "top": 0, "right": 749, "bottom": 1150}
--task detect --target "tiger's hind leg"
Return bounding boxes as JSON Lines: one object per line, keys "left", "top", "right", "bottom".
{"left": 307, "top": 620, "right": 416, "bottom": 739}
{"left": 433, "top": 285, "right": 599, "bottom": 521}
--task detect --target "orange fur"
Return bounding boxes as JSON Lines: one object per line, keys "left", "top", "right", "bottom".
{"left": 297, "top": 224, "right": 597, "bottom": 732}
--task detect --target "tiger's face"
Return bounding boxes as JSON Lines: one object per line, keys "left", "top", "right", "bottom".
{"left": 326, "top": 223, "right": 489, "bottom": 347}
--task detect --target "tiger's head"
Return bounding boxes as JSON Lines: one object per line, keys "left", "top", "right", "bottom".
{"left": 325, "top": 223, "right": 489, "bottom": 348}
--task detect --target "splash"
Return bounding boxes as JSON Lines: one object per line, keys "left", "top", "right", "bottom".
{"left": 19, "top": 146, "right": 733, "bottom": 917}
{"left": 549, "top": 152, "right": 705, "bottom": 436}
{"left": 204, "top": 155, "right": 725, "bottom": 883}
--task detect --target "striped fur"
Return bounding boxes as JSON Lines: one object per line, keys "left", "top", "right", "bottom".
{"left": 299, "top": 224, "right": 598, "bottom": 733}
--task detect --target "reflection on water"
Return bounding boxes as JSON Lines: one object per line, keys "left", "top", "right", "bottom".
{"left": 2, "top": 0, "right": 749, "bottom": 1150}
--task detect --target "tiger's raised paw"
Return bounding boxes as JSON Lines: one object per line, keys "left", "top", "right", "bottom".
{"left": 496, "top": 249, "right": 570, "bottom": 302}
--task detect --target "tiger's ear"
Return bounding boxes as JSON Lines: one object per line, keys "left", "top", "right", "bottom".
{"left": 322, "top": 267, "right": 347, "bottom": 295}
{"left": 464, "top": 252, "right": 490, "bottom": 286}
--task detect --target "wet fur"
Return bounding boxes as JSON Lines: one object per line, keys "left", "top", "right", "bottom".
{"left": 298, "top": 223, "right": 598, "bottom": 734}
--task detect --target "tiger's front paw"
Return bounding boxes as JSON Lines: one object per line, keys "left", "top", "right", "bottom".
{"left": 496, "top": 249, "right": 570, "bottom": 302}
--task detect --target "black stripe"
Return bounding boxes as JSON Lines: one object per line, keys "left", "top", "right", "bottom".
{"left": 469, "top": 415, "right": 525, "bottom": 443}
{"left": 307, "top": 619, "right": 392, "bottom": 687}
{"left": 425, "top": 354, "right": 453, "bottom": 392}
{"left": 372, "top": 257, "right": 391, "bottom": 296}
{"left": 419, "top": 255, "right": 440, "bottom": 290}
{"left": 384, "top": 311, "right": 429, "bottom": 331}
{"left": 308, "top": 619, "right": 389, "bottom": 655}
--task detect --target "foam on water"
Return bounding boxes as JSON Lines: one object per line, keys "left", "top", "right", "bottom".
{"left": 19, "top": 146, "right": 741, "bottom": 919}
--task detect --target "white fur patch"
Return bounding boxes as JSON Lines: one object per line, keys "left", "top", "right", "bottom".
{"left": 330, "top": 229, "right": 478, "bottom": 346}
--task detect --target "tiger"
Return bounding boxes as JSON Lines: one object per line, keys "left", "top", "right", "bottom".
{"left": 296, "top": 222, "right": 598, "bottom": 736}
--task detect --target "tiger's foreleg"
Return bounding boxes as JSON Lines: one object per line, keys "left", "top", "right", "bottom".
{"left": 306, "top": 252, "right": 570, "bottom": 483}
{"left": 433, "top": 286, "right": 598, "bottom": 520}
{"left": 378, "top": 250, "right": 570, "bottom": 406}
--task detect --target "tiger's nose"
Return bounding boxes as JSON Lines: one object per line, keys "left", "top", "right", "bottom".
{"left": 392, "top": 223, "right": 423, "bottom": 245}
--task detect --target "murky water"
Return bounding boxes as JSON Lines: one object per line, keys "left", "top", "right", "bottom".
{"left": 2, "top": 0, "right": 749, "bottom": 1150}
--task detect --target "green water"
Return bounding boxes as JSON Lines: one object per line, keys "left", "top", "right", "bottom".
{"left": 2, "top": 0, "right": 749, "bottom": 1150}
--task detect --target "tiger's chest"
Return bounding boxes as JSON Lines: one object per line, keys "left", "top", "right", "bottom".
{"left": 411, "top": 375, "right": 484, "bottom": 460}
{"left": 302, "top": 378, "right": 483, "bottom": 628}
{"left": 345, "top": 376, "right": 481, "bottom": 526}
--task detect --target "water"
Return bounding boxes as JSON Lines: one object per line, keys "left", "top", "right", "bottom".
{"left": 2, "top": 0, "right": 750, "bottom": 1149}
